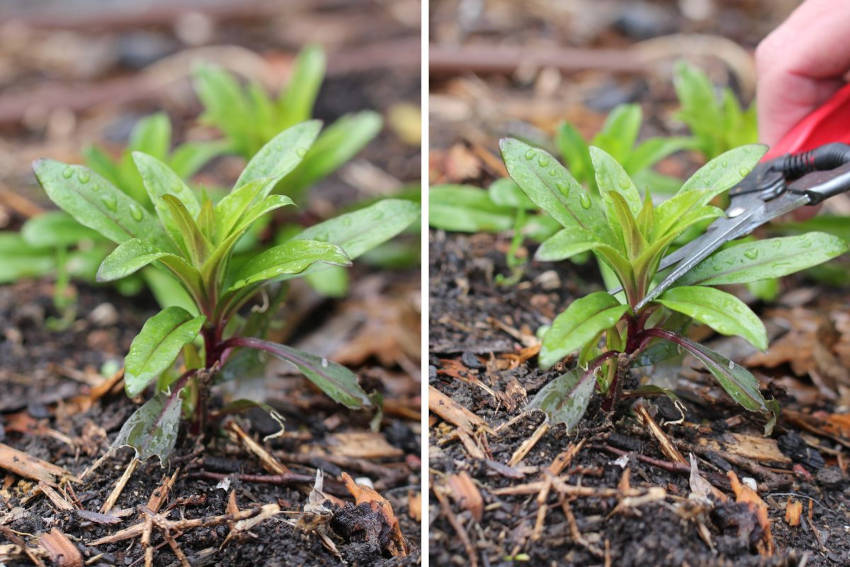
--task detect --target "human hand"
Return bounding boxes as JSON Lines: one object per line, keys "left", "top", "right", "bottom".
{"left": 756, "top": 0, "right": 850, "bottom": 147}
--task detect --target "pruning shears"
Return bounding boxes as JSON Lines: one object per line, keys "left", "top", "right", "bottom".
{"left": 631, "top": 82, "right": 850, "bottom": 311}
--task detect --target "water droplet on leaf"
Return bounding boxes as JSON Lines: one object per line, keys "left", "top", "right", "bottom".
{"left": 296, "top": 148, "right": 307, "bottom": 158}
{"left": 618, "top": 176, "right": 630, "bottom": 189}
{"left": 62, "top": 167, "right": 73, "bottom": 179}
{"left": 101, "top": 194, "right": 117, "bottom": 212}
{"left": 129, "top": 203, "right": 144, "bottom": 221}
{"left": 77, "top": 170, "right": 90, "bottom": 183}
{"left": 579, "top": 193, "right": 592, "bottom": 209}
{"left": 744, "top": 248, "right": 758, "bottom": 260}
{"left": 537, "top": 155, "right": 550, "bottom": 168}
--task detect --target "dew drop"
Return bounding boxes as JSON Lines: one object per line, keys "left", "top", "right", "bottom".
{"left": 727, "top": 360, "right": 735, "bottom": 370}
{"left": 744, "top": 248, "right": 758, "bottom": 260}
{"left": 556, "top": 181, "right": 570, "bottom": 197}
{"left": 77, "top": 170, "right": 91, "bottom": 184}
{"left": 129, "top": 203, "right": 144, "bottom": 221}
{"left": 321, "top": 357, "right": 329, "bottom": 368}
{"left": 721, "top": 160, "right": 728, "bottom": 168}
{"left": 537, "top": 155, "right": 550, "bottom": 168}
{"left": 525, "top": 149, "right": 536, "bottom": 160}
{"left": 738, "top": 167, "right": 749, "bottom": 177}
{"left": 101, "top": 194, "right": 117, "bottom": 212}
{"left": 62, "top": 167, "right": 73, "bottom": 179}
{"left": 618, "top": 176, "right": 630, "bottom": 189}
{"left": 579, "top": 192, "right": 592, "bottom": 209}
{"left": 549, "top": 168, "right": 558, "bottom": 177}
{"left": 296, "top": 148, "right": 307, "bottom": 158}
{"left": 172, "top": 184, "right": 183, "bottom": 193}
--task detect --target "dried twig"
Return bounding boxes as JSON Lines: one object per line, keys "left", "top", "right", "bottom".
{"left": 508, "top": 422, "right": 549, "bottom": 467}
{"left": 433, "top": 483, "right": 478, "bottom": 567}
{"left": 101, "top": 458, "right": 138, "bottom": 514}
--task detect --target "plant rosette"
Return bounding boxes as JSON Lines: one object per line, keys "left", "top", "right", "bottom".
{"left": 34, "top": 120, "right": 420, "bottom": 463}
{"left": 499, "top": 137, "right": 848, "bottom": 434}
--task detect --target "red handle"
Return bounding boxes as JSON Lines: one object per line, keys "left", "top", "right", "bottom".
{"left": 765, "top": 82, "right": 850, "bottom": 159}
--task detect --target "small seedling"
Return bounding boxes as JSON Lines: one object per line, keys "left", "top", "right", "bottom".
{"left": 674, "top": 60, "right": 758, "bottom": 160}
{"left": 33, "top": 120, "right": 420, "bottom": 462}
{"left": 499, "top": 138, "right": 848, "bottom": 433}
{"left": 194, "top": 44, "right": 382, "bottom": 201}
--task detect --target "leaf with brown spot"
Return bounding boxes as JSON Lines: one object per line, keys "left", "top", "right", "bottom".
{"left": 341, "top": 472, "right": 408, "bottom": 556}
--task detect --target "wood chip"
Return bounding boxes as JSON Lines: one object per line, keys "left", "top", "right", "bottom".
{"left": 408, "top": 491, "right": 421, "bottom": 522}
{"left": 446, "top": 471, "right": 483, "bottom": 522}
{"left": 698, "top": 433, "right": 791, "bottom": 465}
{"left": 327, "top": 432, "right": 404, "bottom": 459}
{"left": 37, "top": 482, "right": 74, "bottom": 511}
{"left": 429, "top": 385, "right": 486, "bottom": 433}
{"left": 225, "top": 421, "right": 290, "bottom": 475}
{"left": 101, "top": 457, "right": 138, "bottom": 514}
{"left": 508, "top": 422, "right": 549, "bottom": 467}
{"left": 0, "top": 443, "right": 76, "bottom": 486}
{"left": 635, "top": 405, "right": 686, "bottom": 465}
{"left": 784, "top": 498, "right": 802, "bottom": 527}
{"left": 38, "top": 528, "right": 82, "bottom": 567}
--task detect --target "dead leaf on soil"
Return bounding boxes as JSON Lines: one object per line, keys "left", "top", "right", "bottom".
{"left": 784, "top": 498, "right": 802, "bottom": 527}
{"left": 697, "top": 432, "right": 790, "bottom": 465}
{"left": 429, "top": 385, "right": 486, "bottom": 434}
{"left": 728, "top": 470, "right": 774, "bottom": 556}
{"left": 341, "top": 472, "right": 408, "bottom": 556}
{"left": 446, "top": 471, "right": 483, "bottom": 522}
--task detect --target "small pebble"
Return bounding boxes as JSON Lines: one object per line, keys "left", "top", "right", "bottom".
{"left": 815, "top": 466, "right": 845, "bottom": 487}
{"left": 89, "top": 303, "right": 119, "bottom": 327}
{"left": 461, "top": 351, "right": 483, "bottom": 369}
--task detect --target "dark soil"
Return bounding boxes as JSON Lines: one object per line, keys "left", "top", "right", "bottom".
{"left": 1, "top": 277, "right": 421, "bottom": 566}
{"left": 428, "top": 230, "right": 850, "bottom": 567}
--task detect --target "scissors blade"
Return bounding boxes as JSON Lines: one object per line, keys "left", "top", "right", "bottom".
{"left": 633, "top": 195, "right": 765, "bottom": 310}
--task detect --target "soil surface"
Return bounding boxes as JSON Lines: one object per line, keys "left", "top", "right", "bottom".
{"left": 428, "top": 231, "right": 850, "bottom": 567}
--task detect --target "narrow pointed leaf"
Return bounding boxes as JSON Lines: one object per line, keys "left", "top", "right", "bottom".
{"left": 112, "top": 389, "right": 184, "bottom": 464}
{"left": 679, "top": 144, "right": 767, "bottom": 193}
{"left": 529, "top": 368, "right": 595, "bottom": 431}
{"left": 656, "top": 285, "right": 767, "bottom": 350}
{"left": 429, "top": 185, "right": 513, "bottom": 232}
{"left": 659, "top": 332, "right": 767, "bottom": 412}
{"left": 124, "top": 306, "right": 205, "bottom": 397}
{"left": 22, "top": 211, "right": 101, "bottom": 248}
{"left": 487, "top": 178, "right": 535, "bottom": 209}
{"left": 589, "top": 146, "right": 642, "bottom": 215}
{"left": 235, "top": 120, "right": 321, "bottom": 191}
{"left": 500, "top": 138, "right": 610, "bottom": 243}
{"left": 555, "top": 121, "right": 592, "bottom": 184}
{"left": 240, "top": 339, "right": 370, "bottom": 409}
{"left": 294, "top": 199, "right": 419, "bottom": 259}
{"left": 540, "top": 292, "right": 628, "bottom": 369}
{"left": 591, "top": 104, "right": 641, "bottom": 163}
{"left": 277, "top": 44, "right": 326, "bottom": 128}
{"left": 535, "top": 226, "right": 602, "bottom": 261}
{"left": 32, "top": 160, "right": 168, "bottom": 248}
{"left": 227, "top": 239, "right": 350, "bottom": 292}
{"left": 128, "top": 113, "right": 171, "bottom": 159}
{"left": 168, "top": 140, "right": 229, "bottom": 179}
{"left": 680, "top": 233, "right": 849, "bottom": 286}
{"left": 97, "top": 238, "right": 171, "bottom": 281}
{"left": 624, "top": 136, "right": 695, "bottom": 174}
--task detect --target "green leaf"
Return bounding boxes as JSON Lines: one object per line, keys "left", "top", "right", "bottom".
{"left": 281, "top": 111, "right": 382, "bottom": 198}
{"left": 277, "top": 44, "right": 326, "bottom": 129}
{"left": 160, "top": 194, "right": 211, "bottom": 264}
{"left": 112, "top": 389, "right": 184, "bottom": 464}
{"left": 97, "top": 238, "right": 172, "bottom": 281}
{"left": 679, "top": 144, "right": 767, "bottom": 194}
{"left": 214, "top": 177, "right": 275, "bottom": 241}
{"left": 83, "top": 145, "right": 123, "bottom": 190}
{"left": 535, "top": 226, "right": 603, "bottom": 261}
{"left": 660, "top": 332, "right": 768, "bottom": 412}
{"left": 429, "top": 184, "right": 514, "bottom": 232}
{"left": 680, "top": 233, "right": 849, "bottom": 286}
{"left": 124, "top": 306, "right": 205, "bottom": 397}
{"left": 589, "top": 146, "right": 642, "bottom": 215}
{"left": 128, "top": 113, "right": 171, "bottom": 160}
{"left": 604, "top": 191, "right": 644, "bottom": 259}
{"left": 169, "top": 140, "right": 229, "bottom": 179}
{"left": 32, "top": 159, "right": 170, "bottom": 249}
{"left": 488, "top": 178, "right": 535, "bottom": 209}
{"left": 555, "top": 121, "right": 592, "bottom": 184}
{"left": 21, "top": 211, "right": 101, "bottom": 248}
{"left": 235, "top": 120, "right": 322, "bottom": 191}
{"left": 529, "top": 368, "right": 595, "bottom": 431}
{"left": 591, "top": 104, "right": 641, "bottom": 163}
{"left": 241, "top": 339, "right": 370, "bottom": 409}
{"left": 142, "top": 267, "right": 198, "bottom": 313}
{"left": 0, "top": 232, "right": 55, "bottom": 282}
{"left": 305, "top": 264, "right": 349, "bottom": 297}
{"left": 624, "top": 136, "right": 695, "bottom": 174}
{"left": 227, "top": 239, "right": 350, "bottom": 292}
{"left": 293, "top": 198, "right": 419, "bottom": 259}
{"left": 774, "top": 215, "right": 850, "bottom": 244}
{"left": 540, "top": 291, "right": 629, "bottom": 369}
{"left": 132, "top": 152, "right": 201, "bottom": 243}
{"left": 656, "top": 285, "right": 767, "bottom": 350}
{"left": 499, "top": 138, "right": 610, "bottom": 243}
{"left": 194, "top": 64, "right": 254, "bottom": 156}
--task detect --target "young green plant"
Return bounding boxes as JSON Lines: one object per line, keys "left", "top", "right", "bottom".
{"left": 499, "top": 138, "right": 848, "bottom": 433}
{"left": 194, "top": 44, "right": 382, "bottom": 201}
{"left": 33, "top": 120, "right": 420, "bottom": 463}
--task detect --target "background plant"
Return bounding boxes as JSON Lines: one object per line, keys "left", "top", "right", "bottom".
{"left": 499, "top": 137, "right": 847, "bottom": 433}
{"left": 194, "top": 44, "right": 383, "bottom": 202}
{"left": 33, "top": 121, "right": 420, "bottom": 462}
